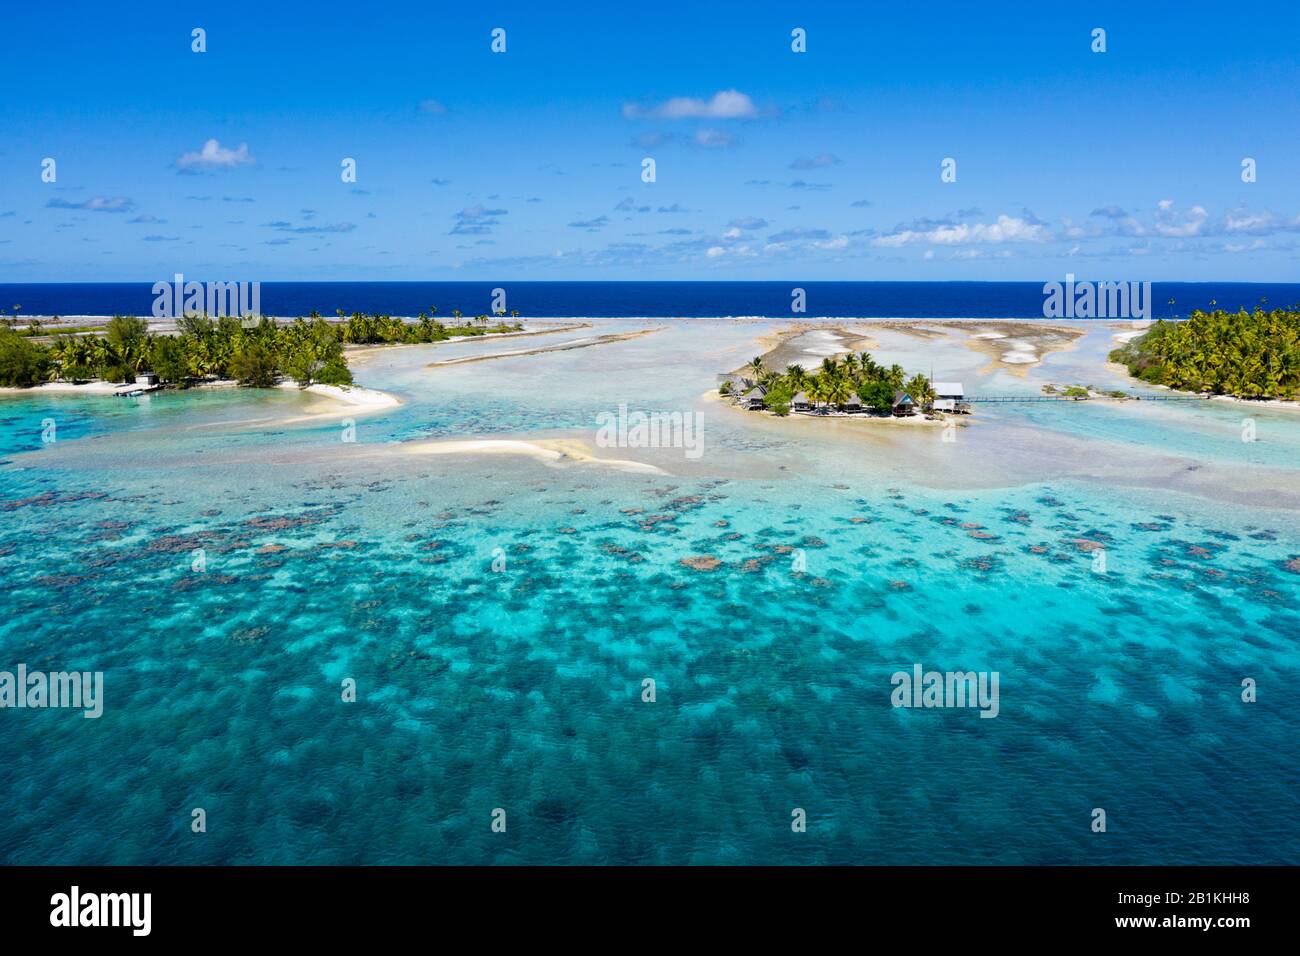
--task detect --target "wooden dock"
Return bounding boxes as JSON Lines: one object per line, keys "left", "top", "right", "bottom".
{"left": 964, "top": 394, "right": 1210, "bottom": 403}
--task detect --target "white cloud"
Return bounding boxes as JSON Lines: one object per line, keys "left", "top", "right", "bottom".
{"left": 1224, "top": 239, "right": 1266, "bottom": 253}
{"left": 1225, "top": 211, "right": 1272, "bottom": 232}
{"left": 176, "top": 139, "right": 255, "bottom": 170}
{"left": 1223, "top": 208, "right": 1300, "bottom": 235}
{"left": 1154, "top": 203, "right": 1207, "bottom": 237}
{"left": 873, "top": 214, "right": 1048, "bottom": 247}
{"left": 623, "top": 89, "right": 758, "bottom": 120}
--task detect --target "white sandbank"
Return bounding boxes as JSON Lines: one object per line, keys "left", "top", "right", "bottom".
{"left": 1209, "top": 395, "right": 1300, "bottom": 412}
{"left": 0, "top": 380, "right": 121, "bottom": 395}
{"left": 277, "top": 381, "right": 402, "bottom": 409}
{"left": 401, "top": 437, "right": 667, "bottom": 474}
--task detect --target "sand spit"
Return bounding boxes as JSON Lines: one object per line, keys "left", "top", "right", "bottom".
{"left": 0, "top": 379, "right": 403, "bottom": 419}
{"left": 1208, "top": 395, "right": 1300, "bottom": 412}
{"left": 740, "top": 325, "right": 878, "bottom": 374}
{"left": 401, "top": 437, "right": 668, "bottom": 474}
{"left": 294, "top": 382, "right": 400, "bottom": 408}
{"left": 0, "top": 380, "right": 122, "bottom": 396}
{"left": 181, "top": 382, "right": 402, "bottom": 430}
{"left": 750, "top": 322, "right": 881, "bottom": 354}
{"left": 425, "top": 327, "right": 661, "bottom": 368}
{"left": 344, "top": 323, "right": 589, "bottom": 367}
{"left": 950, "top": 321, "right": 1085, "bottom": 373}
{"left": 1111, "top": 329, "right": 1149, "bottom": 345}
{"left": 258, "top": 382, "right": 401, "bottom": 425}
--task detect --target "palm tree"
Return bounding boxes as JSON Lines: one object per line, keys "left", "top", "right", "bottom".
{"left": 785, "top": 364, "right": 809, "bottom": 392}
{"left": 452, "top": 309, "right": 462, "bottom": 324}
{"left": 746, "top": 355, "right": 766, "bottom": 381}
{"left": 905, "top": 373, "right": 935, "bottom": 409}
{"left": 807, "top": 375, "right": 829, "bottom": 412}
{"left": 825, "top": 376, "right": 852, "bottom": 409}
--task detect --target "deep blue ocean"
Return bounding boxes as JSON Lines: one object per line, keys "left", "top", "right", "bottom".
{"left": 3, "top": 281, "right": 1298, "bottom": 319}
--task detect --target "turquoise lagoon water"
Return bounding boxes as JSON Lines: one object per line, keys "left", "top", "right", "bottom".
{"left": 1, "top": 321, "right": 1297, "bottom": 864}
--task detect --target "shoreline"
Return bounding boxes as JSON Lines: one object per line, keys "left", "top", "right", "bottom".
{"left": 400, "top": 437, "right": 669, "bottom": 474}
{"left": 280, "top": 381, "right": 401, "bottom": 411}
{"left": 0, "top": 377, "right": 403, "bottom": 417}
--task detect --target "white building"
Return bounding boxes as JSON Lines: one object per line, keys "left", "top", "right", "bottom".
{"left": 932, "top": 382, "right": 965, "bottom": 413}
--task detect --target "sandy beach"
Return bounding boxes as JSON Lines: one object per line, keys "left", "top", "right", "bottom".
{"left": 0, "top": 380, "right": 122, "bottom": 396}
{"left": 401, "top": 437, "right": 668, "bottom": 474}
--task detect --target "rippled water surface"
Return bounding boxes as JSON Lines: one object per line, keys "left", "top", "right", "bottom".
{"left": 2, "top": 321, "right": 1297, "bottom": 864}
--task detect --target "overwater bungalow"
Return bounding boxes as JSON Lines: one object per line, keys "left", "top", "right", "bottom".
{"left": 741, "top": 385, "right": 767, "bottom": 410}
{"left": 892, "top": 390, "right": 916, "bottom": 416}
{"left": 843, "top": 395, "right": 863, "bottom": 413}
{"left": 791, "top": 391, "right": 813, "bottom": 412}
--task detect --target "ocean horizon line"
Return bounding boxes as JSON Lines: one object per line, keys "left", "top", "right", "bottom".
{"left": 4, "top": 279, "right": 1298, "bottom": 322}
{"left": 4, "top": 279, "right": 1300, "bottom": 286}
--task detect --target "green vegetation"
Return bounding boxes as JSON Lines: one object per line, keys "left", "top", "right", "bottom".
{"left": 21, "top": 325, "right": 100, "bottom": 337}
{"left": 0, "top": 326, "right": 51, "bottom": 387}
{"left": 739, "top": 351, "right": 933, "bottom": 413}
{"left": 0, "top": 309, "right": 523, "bottom": 389}
{"left": 335, "top": 310, "right": 520, "bottom": 345}
{"left": 1044, "top": 383, "right": 1132, "bottom": 400}
{"left": 1109, "top": 307, "right": 1300, "bottom": 399}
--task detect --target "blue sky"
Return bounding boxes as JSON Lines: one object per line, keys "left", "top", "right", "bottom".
{"left": 2, "top": 1, "right": 1298, "bottom": 281}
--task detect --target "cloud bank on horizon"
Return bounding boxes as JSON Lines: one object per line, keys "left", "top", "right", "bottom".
{"left": 1, "top": 1, "right": 1298, "bottom": 281}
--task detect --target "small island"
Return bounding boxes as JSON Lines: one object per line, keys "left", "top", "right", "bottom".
{"left": 1109, "top": 306, "right": 1300, "bottom": 400}
{"left": 720, "top": 350, "right": 965, "bottom": 420}
{"left": 0, "top": 309, "right": 523, "bottom": 391}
